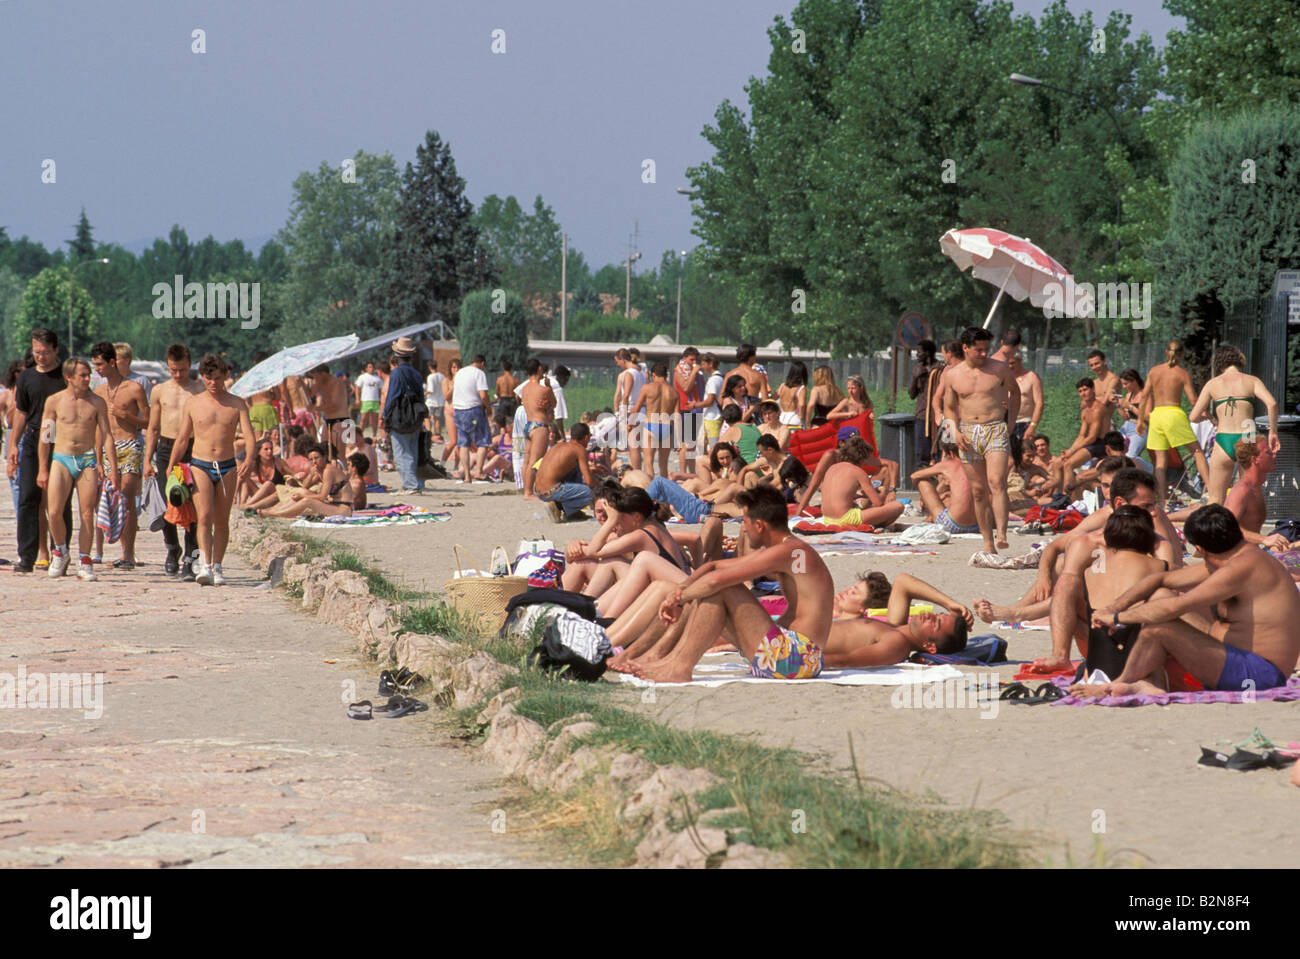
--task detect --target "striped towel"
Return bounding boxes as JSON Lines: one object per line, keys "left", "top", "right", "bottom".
{"left": 95, "top": 474, "right": 125, "bottom": 544}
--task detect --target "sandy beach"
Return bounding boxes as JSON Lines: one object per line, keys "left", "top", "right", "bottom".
{"left": 282, "top": 474, "right": 1300, "bottom": 868}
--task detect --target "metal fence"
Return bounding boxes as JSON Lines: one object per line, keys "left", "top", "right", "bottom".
{"left": 559, "top": 343, "right": 1171, "bottom": 412}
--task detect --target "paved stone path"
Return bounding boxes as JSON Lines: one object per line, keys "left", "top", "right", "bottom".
{"left": 0, "top": 501, "right": 549, "bottom": 868}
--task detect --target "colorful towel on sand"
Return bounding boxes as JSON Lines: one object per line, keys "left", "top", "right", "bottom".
{"left": 617, "top": 659, "right": 964, "bottom": 689}
{"left": 1014, "top": 661, "right": 1079, "bottom": 680}
{"left": 1051, "top": 676, "right": 1300, "bottom": 707}
{"left": 811, "top": 541, "right": 937, "bottom": 556}
{"left": 794, "top": 520, "right": 881, "bottom": 534}
{"left": 992, "top": 620, "right": 1050, "bottom": 631}
{"left": 290, "top": 505, "right": 452, "bottom": 529}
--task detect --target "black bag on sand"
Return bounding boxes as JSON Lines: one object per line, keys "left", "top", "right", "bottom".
{"left": 527, "top": 614, "right": 612, "bottom": 682}
{"left": 416, "top": 431, "right": 449, "bottom": 480}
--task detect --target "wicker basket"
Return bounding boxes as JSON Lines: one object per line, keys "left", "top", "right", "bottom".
{"left": 443, "top": 544, "right": 529, "bottom": 632}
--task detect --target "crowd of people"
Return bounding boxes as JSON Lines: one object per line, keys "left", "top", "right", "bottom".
{"left": 4, "top": 326, "right": 1297, "bottom": 704}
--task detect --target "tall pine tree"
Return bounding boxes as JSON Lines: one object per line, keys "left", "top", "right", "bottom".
{"left": 364, "top": 131, "right": 495, "bottom": 336}
{"left": 68, "top": 207, "right": 95, "bottom": 262}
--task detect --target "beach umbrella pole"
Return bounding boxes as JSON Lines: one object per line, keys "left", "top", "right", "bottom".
{"left": 982, "top": 273, "right": 1011, "bottom": 330}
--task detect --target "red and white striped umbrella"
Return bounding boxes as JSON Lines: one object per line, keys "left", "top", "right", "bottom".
{"left": 939, "top": 227, "right": 1093, "bottom": 327}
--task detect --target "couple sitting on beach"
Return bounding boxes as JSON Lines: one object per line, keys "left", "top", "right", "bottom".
{"left": 561, "top": 482, "right": 970, "bottom": 683}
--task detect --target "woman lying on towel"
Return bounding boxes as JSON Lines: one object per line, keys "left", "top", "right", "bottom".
{"left": 560, "top": 485, "right": 697, "bottom": 619}
{"left": 257, "top": 452, "right": 369, "bottom": 519}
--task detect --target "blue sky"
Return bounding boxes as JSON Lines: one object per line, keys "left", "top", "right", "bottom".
{"left": 1, "top": 0, "right": 1181, "bottom": 270}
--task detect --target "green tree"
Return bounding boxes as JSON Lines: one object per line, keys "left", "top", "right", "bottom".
{"left": 688, "top": 0, "right": 1163, "bottom": 353}
{"left": 474, "top": 193, "right": 578, "bottom": 333}
{"left": 277, "top": 150, "right": 401, "bottom": 344}
{"left": 0, "top": 234, "right": 61, "bottom": 280}
{"left": 1149, "top": 105, "right": 1300, "bottom": 340}
{"left": 13, "top": 266, "right": 101, "bottom": 356}
{"left": 458, "top": 289, "right": 528, "bottom": 371}
{"left": 0, "top": 267, "right": 27, "bottom": 359}
{"left": 364, "top": 131, "right": 495, "bottom": 337}
{"left": 68, "top": 208, "right": 95, "bottom": 262}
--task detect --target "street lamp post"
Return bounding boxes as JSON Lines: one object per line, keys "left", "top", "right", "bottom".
{"left": 625, "top": 252, "right": 642, "bottom": 318}
{"left": 1010, "top": 73, "right": 1124, "bottom": 344}
{"left": 68, "top": 257, "right": 110, "bottom": 357}
{"left": 674, "top": 250, "right": 688, "bottom": 343}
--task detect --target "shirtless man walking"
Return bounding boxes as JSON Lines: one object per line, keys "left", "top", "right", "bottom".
{"left": 494, "top": 360, "right": 520, "bottom": 420}
{"left": 144, "top": 343, "right": 203, "bottom": 579}
{"left": 628, "top": 486, "right": 833, "bottom": 684}
{"left": 1140, "top": 340, "right": 1210, "bottom": 504}
{"left": 1070, "top": 504, "right": 1300, "bottom": 696}
{"left": 942, "top": 327, "right": 1019, "bottom": 553}
{"left": 37, "top": 358, "right": 119, "bottom": 581}
{"left": 632, "top": 362, "right": 678, "bottom": 477}
{"left": 309, "top": 363, "right": 350, "bottom": 461}
{"left": 167, "top": 354, "right": 254, "bottom": 586}
{"left": 90, "top": 342, "right": 150, "bottom": 568}
{"left": 518, "top": 358, "right": 555, "bottom": 499}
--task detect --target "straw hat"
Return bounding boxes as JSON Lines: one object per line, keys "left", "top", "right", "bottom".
{"left": 392, "top": 336, "right": 417, "bottom": 356}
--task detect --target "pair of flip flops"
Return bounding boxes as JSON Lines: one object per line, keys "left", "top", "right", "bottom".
{"left": 1000, "top": 681, "right": 1067, "bottom": 705}
{"left": 347, "top": 695, "right": 428, "bottom": 720}
{"left": 1198, "top": 747, "right": 1297, "bottom": 771}
{"left": 377, "top": 668, "right": 422, "bottom": 696}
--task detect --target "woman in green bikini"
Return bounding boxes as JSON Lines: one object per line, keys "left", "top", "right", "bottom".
{"left": 1189, "top": 344, "right": 1280, "bottom": 506}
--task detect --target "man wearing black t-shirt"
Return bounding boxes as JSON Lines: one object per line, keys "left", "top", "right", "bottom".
{"left": 7, "top": 328, "right": 74, "bottom": 572}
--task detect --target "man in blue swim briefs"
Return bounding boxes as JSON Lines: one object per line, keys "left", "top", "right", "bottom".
{"left": 1069, "top": 504, "right": 1300, "bottom": 698}
{"left": 630, "top": 362, "right": 678, "bottom": 479}
{"left": 37, "top": 358, "right": 120, "bottom": 581}
{"left": 167, "top": 353, "right": 254, "bottom": 587}
{"left": 626, "top": 485, "right": 834, "bottom": 684}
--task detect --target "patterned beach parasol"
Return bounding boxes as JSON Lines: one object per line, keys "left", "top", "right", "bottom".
{"left": 939, "top": 227, "right": 1093, "bottom": 328}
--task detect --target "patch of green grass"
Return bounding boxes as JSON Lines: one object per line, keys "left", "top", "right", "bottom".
{"left": 316, "top": 541, "right": 1026, "bottom": 869}
{"left": 280, "top": 530, "right": 429, "bottom": 604}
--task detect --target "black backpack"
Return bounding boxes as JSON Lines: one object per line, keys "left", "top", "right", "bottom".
{"left": 387, "top": 391, "right": 427, "bottom": 434}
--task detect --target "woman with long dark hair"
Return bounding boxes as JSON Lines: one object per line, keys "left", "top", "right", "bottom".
{"left": 778, "top": 361, "right": 808, "bottom": 428}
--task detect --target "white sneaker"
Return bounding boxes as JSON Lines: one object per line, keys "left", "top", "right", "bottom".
{"left": 77, "top": 562, "right": 98, "bottom": 582}
{"left": 195, "top": 561, "right": 213, "bottom": 586}
{"left": 211, "top": 563, "right": 226, "bottom": 586}
{"left": 49, "top": 551, "right": 70, "bottom": 578}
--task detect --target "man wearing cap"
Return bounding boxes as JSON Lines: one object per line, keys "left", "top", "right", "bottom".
{"left": 452, "top": 354, "right": 492, "bottom": 482}
{"left": 383, "top": 337, "right": 427, "bottom": 493}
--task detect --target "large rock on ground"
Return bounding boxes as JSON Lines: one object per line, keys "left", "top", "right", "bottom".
{"left": 475, "top": 687, "right": 522, "bottom": 726}
{"left": 315, "top": 571, "right": 370, "bottom": 625}
{"left": 451, "top": 652, "right": 518, "bottom": 710}
{"left": 547, "top": 745, "right": 607, "bottom": 793}
{"left": 482, "top": 712, "right": 545, "bottom": 777}
{"left": 621, "top": 766, "right": 725, "bottom": 825}
{"left": 634, "top": 819, "right": 729, "bottom": 869}
{"left": 525, "top": 721, "right": 601, "bottom": 790}
{"left": 607, "top": 753, "right": 656, "bottom": 795}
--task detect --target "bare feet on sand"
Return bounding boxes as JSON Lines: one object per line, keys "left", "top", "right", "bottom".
{"left": 996, "top": 535, "right": 1010, "bottom": 550}
{"left": 628, "top": 658, "right": 694, "bottom": 684}
{"left": 975, "top": 599, "right": 1016, "bottom": 623}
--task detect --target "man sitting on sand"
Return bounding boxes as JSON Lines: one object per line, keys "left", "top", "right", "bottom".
{"left": 617, "top": 486, "right": 833, "bottom": 683}
{"left": 535, "top": 422, "right": 595, "bottom": 522}
{"left": 911, "top": 442, "right": 978, "bottom": 534}
{"left": 980, "top": 466, "right": 1181, "bottom": 628}
{"left": 810, "top": 436, "right": 905, "bottom": 528}
{"left": 1041, "top": 506, "right": 1172, "bottom": 678}
{"left": 1070, "top": 504, "right": 1300, "bottom": 696}
{"left": 794, "top": 425, "right": 884, "bottom": 516}
{"left": 821, "top": 572, "right": 972, "bottom": 667}
{"left": 1170, "top": 439, "right": 1288, "bottom": 549}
